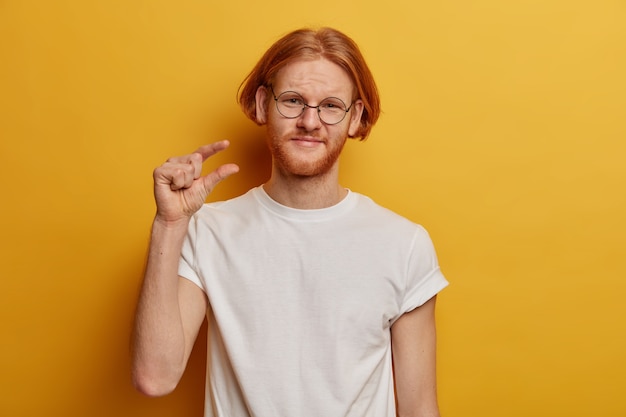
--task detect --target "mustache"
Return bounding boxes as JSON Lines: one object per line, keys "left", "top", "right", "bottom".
{"left": 291, "top": 128, "right": 324, "bottom": 138}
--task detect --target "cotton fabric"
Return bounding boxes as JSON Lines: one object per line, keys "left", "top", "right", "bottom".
{"left": 179, "top": 186, "right": 448, "bottom": 417}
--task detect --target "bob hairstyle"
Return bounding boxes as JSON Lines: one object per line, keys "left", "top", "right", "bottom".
{"left": 238, "top": 27, "right": 380, "bottom": 140}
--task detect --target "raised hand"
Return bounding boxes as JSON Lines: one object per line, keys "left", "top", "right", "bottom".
{"left": 152, "top": 140, "right": 239, "bottom": 223}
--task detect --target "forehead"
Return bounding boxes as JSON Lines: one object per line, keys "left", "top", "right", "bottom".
{"left": 273, "top": 58, "right": 354, "bottom": 98}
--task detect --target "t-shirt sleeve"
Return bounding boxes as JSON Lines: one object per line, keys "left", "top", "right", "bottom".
{"left": 398, "top": 225, "right": 448, "bottom": 316}
{"left": 178, "top": 215, "right": 207, "bottom": 293}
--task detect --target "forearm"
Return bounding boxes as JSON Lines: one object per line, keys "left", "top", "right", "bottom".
{"left": 131, "top": 218, "right": 191, "bottom": 395}
{"left": 395, "top": 347, "right": 439, "bottom": 417}
{"left": 131, "top": 141, "right": 236, "bottom": 396}
{"left": 392, "top": 297, "right": 441, "bottom": 417}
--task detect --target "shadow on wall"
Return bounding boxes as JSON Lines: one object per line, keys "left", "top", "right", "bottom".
{"left": 231, "top": 127, "right": 273, "bottom": 197}
{"left": 212, "top": 119, "right": 273, "bottom": 201}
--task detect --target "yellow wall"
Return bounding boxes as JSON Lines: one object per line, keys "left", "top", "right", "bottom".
{"left": 1, "top": 1, "right": 624, "bottom": 416}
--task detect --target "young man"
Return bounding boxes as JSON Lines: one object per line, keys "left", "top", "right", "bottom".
{"left": 132, "top": 27, "right": 448, "bottom": 417}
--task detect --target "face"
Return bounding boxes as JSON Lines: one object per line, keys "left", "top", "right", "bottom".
{"left": 255, "top": 58, "right": 364, "bottom": 178}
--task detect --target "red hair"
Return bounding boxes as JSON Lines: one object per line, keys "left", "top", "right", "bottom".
{"left": 238, "top": 27, "right": 380, "bottom": 140}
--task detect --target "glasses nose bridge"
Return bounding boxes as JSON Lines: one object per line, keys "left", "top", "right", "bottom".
{"left": 301, "top": 102, "right": 323, "bottom": 120}
{"left": 302, "top": 102, "right": 321, "bottom": 112}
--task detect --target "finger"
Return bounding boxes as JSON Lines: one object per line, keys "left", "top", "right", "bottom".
{"left": 192, "top": 140, "right": 232, "bottom": 162}
{"left": 187, "top": 140, "right": 231, "bottom": 179}
{"left": 165, "top": 153, "right": 203, "bottom": 178}
{"left": 169, "top": 166, "right": 194, "bottom": 190}
{"left": 166, "top": 140, "right": 231, "bottom": 178}
{"left": 154, "top": 163, "right": 195, "bottom": 190}
{"left": 199, "top": 163, "right": 240, "bottom": 195}
{"left": 172, "top": 154, "right": 204, "bottom": 180}
{"left": 186, "top": 152, "right": 204, "bottom": 179}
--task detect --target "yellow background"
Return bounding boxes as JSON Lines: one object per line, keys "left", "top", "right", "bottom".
{"left": 1, "top": 1, "right": 624, "bottom": 416}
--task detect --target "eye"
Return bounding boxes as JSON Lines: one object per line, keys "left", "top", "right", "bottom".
{"left": 320, "top": 99, "right": 346, "bottom": 112}
{"left": 279, "top": 94, "right": 305, "bottom": 107}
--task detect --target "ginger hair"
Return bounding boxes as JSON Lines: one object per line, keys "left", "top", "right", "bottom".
{"left": 237, "top": 27, "right": 380, "bottom": 140}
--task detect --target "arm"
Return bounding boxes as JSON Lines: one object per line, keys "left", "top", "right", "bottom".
{"left": 131, "top": 141, "right": 239, "bottom": 396}
{"left": 131, "top": 223, "right": 206, "bottom": 396}
{"left": 391, "top": 296, "right": 440, "bottom": 417}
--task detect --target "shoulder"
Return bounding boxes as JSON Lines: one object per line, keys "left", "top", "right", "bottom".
{"left": 351, "top": 192, "right": 423, "bottom": 229}
{"left": 186, "top": 188, "right": 261, "bottom": 232}
{"left": 197, "top": 187, "right": 258, "bottom": 214}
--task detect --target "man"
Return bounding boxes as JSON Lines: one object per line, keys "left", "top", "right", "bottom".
{"left": 132, "top": 27, "right": 448, "bottom": 417}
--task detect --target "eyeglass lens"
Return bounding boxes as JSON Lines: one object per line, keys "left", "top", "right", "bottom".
{"left": 274, "top": 91, "right": 350, "bottom": 125}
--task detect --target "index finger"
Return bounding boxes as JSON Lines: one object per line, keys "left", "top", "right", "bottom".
{"left": 193, "top": 140, "right": 232, "bottom": 162}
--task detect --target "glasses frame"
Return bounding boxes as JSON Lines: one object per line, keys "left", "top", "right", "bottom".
{"left": 270, "top": 85, "right": 354, "bottom": 125}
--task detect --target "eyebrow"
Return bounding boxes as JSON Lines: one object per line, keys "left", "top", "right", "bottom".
{"left": 272, "top": 87, "right": 350, "bottom": 103}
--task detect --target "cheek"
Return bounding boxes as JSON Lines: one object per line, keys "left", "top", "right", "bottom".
{"left": 267, "top": 112, "right": 297, "bottom": 135}
{"left": 265, "top": 116, "right": 288, "bottom": 142}
{"left": 337, "top": 120, "right": 354, "bottom": 141}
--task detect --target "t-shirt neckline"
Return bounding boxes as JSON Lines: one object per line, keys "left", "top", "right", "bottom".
{"left": 252, "top": 186, "right": 357, "bottom": 221}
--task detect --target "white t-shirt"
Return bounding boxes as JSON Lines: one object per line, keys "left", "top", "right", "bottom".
{"left": 179, "top": 186, "right": 448, "bottom": 417}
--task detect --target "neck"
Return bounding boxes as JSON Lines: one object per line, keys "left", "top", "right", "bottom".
{"left": 263, "top": 164, "right": 347, "bottom": 209}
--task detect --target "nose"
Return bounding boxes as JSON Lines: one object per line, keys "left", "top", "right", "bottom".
{"left": 296, "top": 105, "right": 322, "bottom": 131}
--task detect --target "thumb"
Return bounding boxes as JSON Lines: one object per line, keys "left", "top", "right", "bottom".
{"left": 199, "top": 163, "right": 240, "bottom": 196}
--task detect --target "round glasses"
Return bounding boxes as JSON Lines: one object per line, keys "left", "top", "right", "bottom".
{"left": 270, "top": 86, "right": 354, "bottom": 125}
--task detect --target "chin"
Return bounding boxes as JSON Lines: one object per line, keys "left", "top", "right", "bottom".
{"left": 267, "top": 129, "right": 347, "bottom": 177}
{"left": 278, "top": 158, "right": 336, "bottom": 177}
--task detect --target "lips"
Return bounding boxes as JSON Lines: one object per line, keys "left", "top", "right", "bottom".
{"left": 291, "top": 137, "right": 325, "bottom": 148}
{"left": 292, "top": 135, "right": 324, "bottom": 143}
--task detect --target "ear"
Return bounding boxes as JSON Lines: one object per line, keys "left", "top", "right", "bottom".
{"left": 255, "top": 86, "right": 269, "bottom": 125}
{"left": 347, "top": 99, "right": 364, "bottom": 138}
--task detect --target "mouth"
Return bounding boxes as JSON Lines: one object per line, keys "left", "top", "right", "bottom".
{"left": 291, "top": 136, "right": 324, "bottom": 147}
